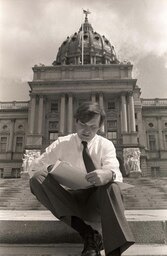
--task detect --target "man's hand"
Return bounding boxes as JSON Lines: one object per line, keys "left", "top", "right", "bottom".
{"left": 47, "top": 165, "right": 54, "bottom": 172}
{"left": 85, "top": 169, "right": 114, "bottom": 186}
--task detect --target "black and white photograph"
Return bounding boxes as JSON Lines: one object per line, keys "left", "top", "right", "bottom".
{"left": 0, "top": 0, "right": 167, "bottom": 255}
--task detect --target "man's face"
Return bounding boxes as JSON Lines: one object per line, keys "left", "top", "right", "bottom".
{"left": 76, "top": 115, "right": 100, "bottom": 142}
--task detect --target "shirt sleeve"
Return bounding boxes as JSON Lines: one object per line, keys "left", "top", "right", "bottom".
{"left": 29, "top": 138, "right": 62, "bottom": 176}
{"left": 101, "top": 138, "right": 123, "bottom": 182}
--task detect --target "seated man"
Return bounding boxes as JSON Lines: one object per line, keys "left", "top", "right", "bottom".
{"left": 29, "top": 101, "right": 134, "bottom": 256}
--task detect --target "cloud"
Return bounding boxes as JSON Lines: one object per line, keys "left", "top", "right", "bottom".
{"left": 136, "top": 53, "right": 167, "bottom": 98}
{"left": 0, "top": 77, "right": 29, "bottom": 101}
{"left": 0, "top": 0, "right": 167, "bottom": 100}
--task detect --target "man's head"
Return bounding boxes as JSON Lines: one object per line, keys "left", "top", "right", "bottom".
{"left": 74, "top": 101, "right": 106, "bottom": 142}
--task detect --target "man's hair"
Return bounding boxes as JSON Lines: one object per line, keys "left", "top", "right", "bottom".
{"left": 74, "top": 101, "right": 106, "bottom": 127}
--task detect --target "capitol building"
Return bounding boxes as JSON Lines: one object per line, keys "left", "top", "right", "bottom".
{"left": 0, "top": 14, "right": 167, "bottom": 179}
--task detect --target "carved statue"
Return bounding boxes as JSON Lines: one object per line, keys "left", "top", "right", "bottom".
{"left": 22, "top": 150, "right": 40, "bottom": 177}
{"left": 123, "top": 148, "right": 142, "bottom": 177}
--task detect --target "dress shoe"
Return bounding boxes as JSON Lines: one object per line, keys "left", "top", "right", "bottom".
{"left": 107, "top": 248, "right": 121, "bottom": 256}
{"left": 81, "top": 230, "right": 103, "bottom": 256}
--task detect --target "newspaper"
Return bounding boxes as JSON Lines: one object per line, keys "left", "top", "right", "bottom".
{"left": 49, "top": 160, "right": 134, "bottom": 190}
{"left": 49, "top": 160, "right": 92, "bottom": 189}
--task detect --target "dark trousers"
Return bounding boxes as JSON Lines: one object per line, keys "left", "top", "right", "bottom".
{"left": 29, "top": 170, "right": 135, "bottom": 255}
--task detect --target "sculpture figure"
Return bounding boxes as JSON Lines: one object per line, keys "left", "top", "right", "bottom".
{"left": 123, "top": 148, "right": 142, "bottom": 177}
{"left": 22, "top": 150, "right": 40, "bottom": 177}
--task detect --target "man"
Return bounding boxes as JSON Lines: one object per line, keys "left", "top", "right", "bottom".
{"left": 29, "top": 102, "right": 135, "bottom": 256}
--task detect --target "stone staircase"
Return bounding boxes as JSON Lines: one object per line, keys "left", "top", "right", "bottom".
{"left": 0, "top": 176, "right": 44, "bottom": 210}
{"left": 123, "top": 177, "right": 167, "bottom": 209}
{"left": 0, "top": 176, "right": 167, "bottom": 210}
{"left": 1, "top": 176, "right": 167, "bottom": 255}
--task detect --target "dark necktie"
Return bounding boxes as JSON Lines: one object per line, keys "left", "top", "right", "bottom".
{"left": 82, "top": 141, "right": 95, "bottom": 173}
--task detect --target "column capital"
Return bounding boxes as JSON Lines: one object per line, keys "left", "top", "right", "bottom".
{"left": 38, "top": 94, "right": 44, "bottom": 98}
{"left": 68, "top": 93, "right": 73, "bottom": 97}
{"left": 121, "top": 92, "right": 127, "bottom": 97}
{"left": 127, "top": 91, "right": 133, "bottom": 96}
{"left": 30, "top": 93, "right": 37, "bottom": 98}
{"left": 99, "top": 92, "right": 104, "bottom": 97}
{"left": 60, "top": 93, "right": 66, "bottom": 98}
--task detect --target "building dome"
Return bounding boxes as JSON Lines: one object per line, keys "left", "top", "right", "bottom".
{"left": 53, "top": 15, "right": 119, "bottom": 65}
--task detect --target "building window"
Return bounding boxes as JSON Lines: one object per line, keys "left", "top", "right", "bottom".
{"left": 0, "top": 168, "right": 4, "bottom": 178}
{"left": 49, "top": 132, "right": 58, "bottom": 143}
{"left": 2, "top": 125, "right": 8, "bottom": 130}
{"left": 18, "top": 124, "right": 23, "bottom": 130}
{"left": 49, "top": 121, "right": 59, "bottom": 130}
{"left": 149, "top": 134, "right": 156, "bottom": 151}
{"left": 15, "top": 136, "right": 23, "bottom": 152}
{"left": 51, "top": 102, "right": 58, "bottom": 113}
{"left": 135, "top": 113, "right": 137, "bottom": 119}
{"left": 148, "top": 122, "right": 154, "bottom": 128}
{"left": 151, "top": 167, "right": 160, "bottom": 177}
{"left": 136, "top": 125, "right": 138, "bottom": 132}
{"left": 107, "top": 120, "right": 117, "bottom": 143}
{"left": 107, "top": 120, "right": 117, "bottom": 129}
{"left": 108, "top": 101, "right": 115, "bottom": 110}
{"left": 107, "top": 131, "right": 117, "bottom": 143}
{"left": 11, "top": 168, "right": 21, "bottom": 178}
{"left": 0, "top": 136, "right": 7, "bottom": 152}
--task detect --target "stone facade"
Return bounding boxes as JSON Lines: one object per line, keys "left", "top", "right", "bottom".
{"left": 0, "top": 16, "right": 167, "bottom": 178}
{"left": 1, "top": 69, "right": 167, "bottom": 178}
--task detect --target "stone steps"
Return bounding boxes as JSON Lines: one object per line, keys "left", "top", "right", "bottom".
{"left": 0, "top": 209, "right": 166, "bottom": 255}
{"left": 0, "top": 244, "right": 167, "bottom": 256}
{"left": 1, "top": 177, "right": 167, "bottom": 210}
{"left": 0, "top": 210, "right": 167, "bottom": 244}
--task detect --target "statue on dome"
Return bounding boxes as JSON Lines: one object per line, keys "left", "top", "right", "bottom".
{"left": 83, "top": 9, "right": 91, "bottom": 20}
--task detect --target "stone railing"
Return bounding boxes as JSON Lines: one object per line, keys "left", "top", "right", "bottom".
{"left": 141, "top": 98, "right": 167, "bottom": 107}
{"left": 0, "top": 101, "right": 29, "bottom": 110}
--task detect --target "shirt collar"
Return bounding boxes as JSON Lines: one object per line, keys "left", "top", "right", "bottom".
{"left": 75, "top": 133, "right": 97, "bottom": 149}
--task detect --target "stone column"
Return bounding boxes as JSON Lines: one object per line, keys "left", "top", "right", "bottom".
{"left": 59, "top": 94, "right": 66, "bottom": 135}
{"left": 29, "top": 95, "right": 36, "bottom": 134}
{"left": 99, "top": 93, "right": 105, "bottom": 133}
{"left": 68, "top": 94, "right": 73, "bottom": 133}
{"left": 8, "top": 119, "right": 15, "bottom": 151}
{"left": 157, "top": 117, "right": 164, "bottom": 150}
{"left": 128, "top": 92, "right": 136, "bottom": 132}
{"left": 90, "top": 56, "right": 94, "bottom": 64}
{"left": 99, "top": 93, "right": 104, "bottom": 109}
{"left": 37, "top": 95, "right": 44, "bottom": 134}
{"left": 121, "top": 94, "right": 128, "bottom": 132}
{"left": 91, "top": 94, "right": 96, "bottom": 103}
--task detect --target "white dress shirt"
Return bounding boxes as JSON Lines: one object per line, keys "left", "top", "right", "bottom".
{"left": 30, "top": 133, "right": 123, "bottom": 182}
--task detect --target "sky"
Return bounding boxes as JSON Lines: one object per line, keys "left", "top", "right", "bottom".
{"left": 0, "top": 0, "right": 167, "bottom": 101}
